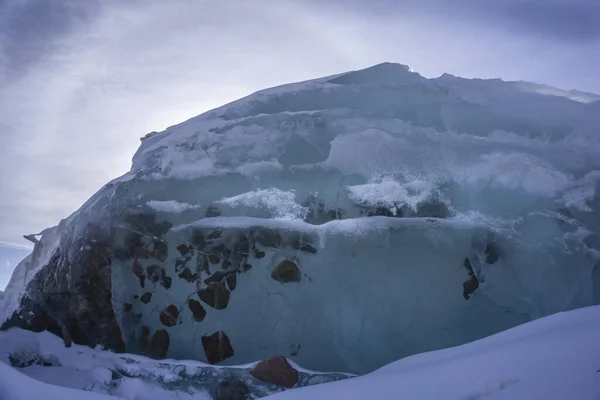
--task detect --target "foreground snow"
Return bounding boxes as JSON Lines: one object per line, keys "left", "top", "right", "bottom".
{"left": 268, "top": 305, "right": 600, "bottom": 400}
{"left": 1, "top": 305, "right": 599, "bottom": 399}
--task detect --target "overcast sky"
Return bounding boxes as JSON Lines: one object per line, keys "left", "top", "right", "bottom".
{"left": 0, "top": 0, "right": 599, "bottom": 261}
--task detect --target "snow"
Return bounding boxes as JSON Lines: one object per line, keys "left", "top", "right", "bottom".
{"left": 266, "top": 305, "right": 600, "bottom": 400}
{"left": 146, "top": 200, "right": 201, "bottom": 213}
{"left": 218, "top": 188, "right": 307, "bottom": 220}
{"left": 0, "top": 361, "right": 124, "bottom": 400}
{"left": 0, "top": 327, "right": 347, "bottom": 399}
{"left": 1, "top": 306, "right": 599, "bottom": 399}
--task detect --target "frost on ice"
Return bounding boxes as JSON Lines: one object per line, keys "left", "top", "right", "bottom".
{"left": 2, "top": 63, "right": 600, "bottom": 375}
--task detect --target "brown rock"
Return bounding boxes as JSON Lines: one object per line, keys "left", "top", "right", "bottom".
{"left": 201, "top": 331, "right": 234, "bottom": 364}
{"left": 140, "top": 292, "right": 152, "bottom": 304}
{"left": 62, "top": 326, "right": 73, "bottom": 348}
{"left": 176, "top": 243, "right": 192, "bottom": 256}
{"left": 147, "top": 264, "right": 161, "bottom": 283}
{"left": 139, "top": 325, "right": 150, "bottom": 352}
{"left": 141, "top": 325, "right": 150, "bottom": 337}
{"left": 188, "top": 298, "right": 207, "bottom": 322}
{"left": 159, "top": 305, "right": 179, "bottom": 327}
{"left": 153, "top": 240, "right": 168, "bottom": 261}
{"left": 160, "top": 270, "right": 172, "bottom": 289}
{"left": 124, "top": 303, "right": 133, "bottom": 312}
{"left": 198, "top": 283, "right": 231, "bottom": 310}
{"left": 150, "top": 329, "right": 170, "bottom": 358}
{"left": 175, "top": 258, "right": 188, "bottom": 272}
{"left": 254, "top": 249, "right": 266, "bottom": 259}
{"left": 226, "top": 274, "right": 237, "bottom": 291}
{"left": 250, "top": 356, "right": 299, "bottom": 388}
{"left": 208, "top": 252, "right": 221, "bottom": 265}
{"left": 462, "top": 258, "right": 479, "bottom": 300}
{"left": 133, "top": 259, "right": 146, "bottom": 288}
{"left": 178, "top": 267, "right": 198, "bottom": 283}
{"left": 204, "top": 271, "right": 235, "bottom": 285}
{"left": 271, "top": 260, "right": 301, "bottom": 283}
{"left": 132, "top": 245, "right": 150, "bottom": 259}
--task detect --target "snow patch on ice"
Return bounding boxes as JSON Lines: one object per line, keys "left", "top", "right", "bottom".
{"left": 147, "top": 200, "right": 201, "bottom": 213}
{"left": 218, "top": 188, "right": 307, "bottom": 220}
{"left": 347, "top": 179, "right": 434, "bottom": 212}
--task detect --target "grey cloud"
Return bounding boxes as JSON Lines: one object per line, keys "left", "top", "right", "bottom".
{"left": 321, "top": 0, "right": 600, "bottom": 41}
{"left": 0, "top": 0, "right": 100, "bottom": 77}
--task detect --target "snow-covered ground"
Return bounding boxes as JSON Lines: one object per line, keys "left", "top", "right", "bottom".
{"left": 1, "top": 305, "right": 599, "bottom": 399}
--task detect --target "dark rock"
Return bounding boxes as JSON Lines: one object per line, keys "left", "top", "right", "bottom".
{"left": 150, "top": 329, "right": 170, "bottom": 358}
{"left": 124, "top": 303, "right": 133, "bottom": 312}
{"left": 222, "top": 260, "right": 232, "bottom": 270}
{"left": 367, "top": 207, "right": 394, "bottom": 217}
{"left": 146, "top": 265, "right": 161, "bottom": 283}
{"left": 11, "top": 237, "right": 125, "bottom": 353}
{"left": 221, "top": 246, "right": 232, "bottom": 260}
{"left": 125, "top": 213, "right": 172, "bottom": 238}
{"left": 198, "top": 283, "right": 231, "bottom": 310}
{"left": 132, "top": 259, "right": 146, "bottom": 288}
{"left": 226, "top": 274, "right": 237, "bottom": 291}
{"left": 175, "top": 258, "right": 188, "bottom": 272}
{"left": 252, "top": 228, "right": 282, "bottom": 248}
{"left": 176, "top": 243, "right": 192, "bottom": 256}
{"left": 133, "top": 295, "right": 139, "bottom": 300}
{"left": 160, "top": 270, "right": 172, "bottom": 289}
{"left": 205, "top": 205, "right": 222, "bottom": 218}
{"left": 462, "top": 258, "right": 479, "bottom": 300}
{"left": 198, "top": 254, "right": 211, "bottom": 275}
{"left": 178, "top": 267, "right": 198, "bottom": 283}
{"left": 207, "top": 230, "right": 223, "bottom": 240}
{"left": 191, "top": 230, "right": 206, "bottom": 248}
{"left": 271, "top": 260, "right": 301, "bottom": 283}
{"left": 131, "top": 245, "right": 150, "bottom": 259}
{"left": 416, "top": 200, "right": 450, "bottom": 218}
{"left": 204, "top": 271, "right": 236, "bottom": 285}
{"left": 159, "top": 305, "right": 179, "bottom": 327}
{"left": 208, "top": 253, "right": 221, "bottom": 264}
{"left": 254, "top": 249, "right": 266, "bottom": 259}
{"left": 147, "top": 265, "right": 171, "bottom": 289}
{"left": 250, "top": 355, "right": 299, "bottom": 388}
{"left": 242, "top": 263, "right": 253, "bottom": 273}
{"left": 62, "top": 326, "right": 72, "bottom": 348}
{"left": 153, "top": 240, "right": 168, "bottom": 262}
{"left": 141, "top": 325, "right": 150, "bottom": 337}
{"left": 201, "top": 331, "right": 234, "bottom": 364}
{"left": 235, "top": 235, "right": 250, "bottom": 255}
{"left": 140, "top": 292, "right": 152, "bottom": 304}
{"left": 294, "top": 242, "right": 317, "bottom": 254}
{"left": 216, "top": 380, "right": 250, "bottom": 400}
{"left": 484, "top": 242, "right": 501, "bottom": 264}
{"left": 9, "top": 352, "right": 60, "bottom": 368}
{"left": 327, "top": 208, "right": 344, "bottom": 220}
{"left": 188, "top": 299, "right": 207, "bottom": 322}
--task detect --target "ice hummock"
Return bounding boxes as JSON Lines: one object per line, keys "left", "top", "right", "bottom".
{"left": 2, "top": 62, "right": 600, "bottom": 376}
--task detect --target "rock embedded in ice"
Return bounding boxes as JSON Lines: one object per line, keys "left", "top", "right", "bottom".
{"left": 250, "top": 356, "right": 299, "bottom": 388}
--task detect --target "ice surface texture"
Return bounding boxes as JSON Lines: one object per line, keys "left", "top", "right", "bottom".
{"left": 2, "top": 63, "right": 600, "bottom": 374}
